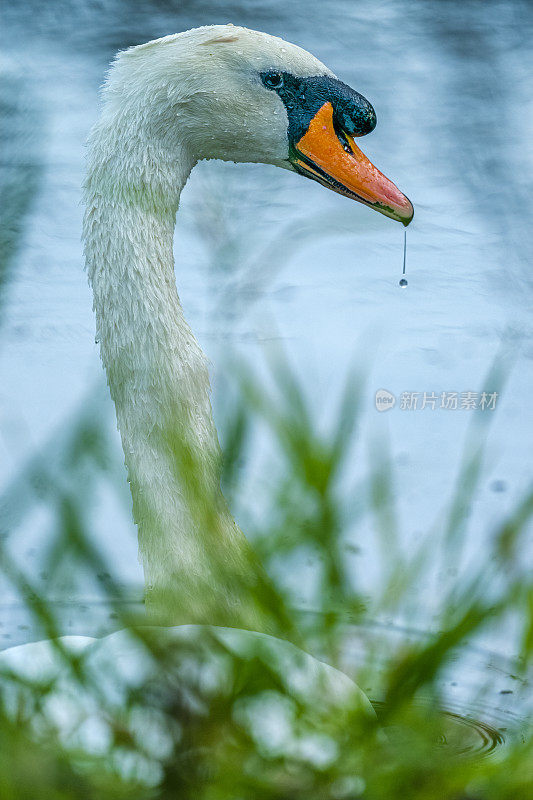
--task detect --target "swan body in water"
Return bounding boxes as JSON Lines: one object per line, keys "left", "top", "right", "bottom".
{"left": 1, "top": 25, "right": 412, "bottom": 737}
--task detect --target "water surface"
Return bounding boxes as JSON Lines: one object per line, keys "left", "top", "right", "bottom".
{"left": 1, "top": 1, "right": 532, "bottom": 692}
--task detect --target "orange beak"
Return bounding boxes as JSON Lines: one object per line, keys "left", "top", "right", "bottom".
{"left": 290, "top": 102, "right": 414, "bottom": 226}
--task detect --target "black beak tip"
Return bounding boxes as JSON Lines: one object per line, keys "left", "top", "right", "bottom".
{"left": 401, "top": 200, "right": 414, "bottom": 226}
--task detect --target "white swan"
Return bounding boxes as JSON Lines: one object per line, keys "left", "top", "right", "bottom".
{"left": 82, "top": 22, "right": 411, "bottom": 624}
{"left": 1, "top": 25, "right": 412, "bottom": 742}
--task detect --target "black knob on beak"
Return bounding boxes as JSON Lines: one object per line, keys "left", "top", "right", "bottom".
{"left": 333, "top": 88, "right": 377, "bottom": 138}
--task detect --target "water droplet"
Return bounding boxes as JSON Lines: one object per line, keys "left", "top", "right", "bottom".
{"left": 398, "top": 229, "right": 408, "bottom": 287}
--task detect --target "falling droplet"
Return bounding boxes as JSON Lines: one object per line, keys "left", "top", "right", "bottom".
{"left": 398, "top": 229, "right": 408, "bottom": 287}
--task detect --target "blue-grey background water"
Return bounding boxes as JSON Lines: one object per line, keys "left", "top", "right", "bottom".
{"left": 1, "top": 1, "right": 532, "bottom": 724}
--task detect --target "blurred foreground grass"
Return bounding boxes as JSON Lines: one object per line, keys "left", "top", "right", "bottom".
{"left": 0, "top": 353, "right": 532, "bottom": 800}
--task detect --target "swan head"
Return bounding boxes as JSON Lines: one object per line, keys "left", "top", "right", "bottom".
{"left": 113, "top": 25, "right": 413, "bottom": 225}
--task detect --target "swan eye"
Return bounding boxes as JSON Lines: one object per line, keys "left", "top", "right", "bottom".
{"left": 262, "top": 72, "right": 284, "bottom": 90}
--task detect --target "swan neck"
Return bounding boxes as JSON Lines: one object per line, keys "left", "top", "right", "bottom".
{"left": 83, "top": 127, "right": 256, "bottom": 626}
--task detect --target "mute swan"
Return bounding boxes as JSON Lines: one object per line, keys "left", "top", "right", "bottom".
{"left": 1, "top": 24, "right": 412, "bottom": 745}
